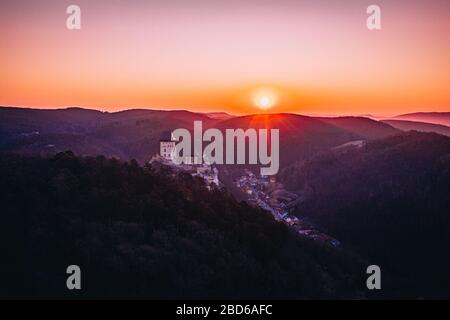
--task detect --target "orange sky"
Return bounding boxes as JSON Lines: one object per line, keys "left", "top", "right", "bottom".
{"left": 0, "top": 0, "right": 449, "bottom": 115}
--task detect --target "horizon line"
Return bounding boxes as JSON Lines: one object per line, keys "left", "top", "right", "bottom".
{"left": 3, "top": 104, "right": 448, "bottom": 119}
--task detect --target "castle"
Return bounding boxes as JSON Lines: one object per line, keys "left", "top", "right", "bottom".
{"left": 158, "top": 136, "right": 219, "bottom": 188}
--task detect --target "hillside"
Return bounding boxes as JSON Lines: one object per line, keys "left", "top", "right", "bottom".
{"left": 279, "top": 132, "right": 450, "bottom": 298}
{"left": 215, "top": 114, "right": 399, "bottom": 167}
{"left": 0, "top": 107, "right": 217, "bottom": 163}
{"left": 382, "top": 120, "right": 450, "bottom": 137}
{"left": 319, "top": 116, "right": 399, "bottom": 139}
{"left": 0, "top": 152, "right": 367, "bottom": 299}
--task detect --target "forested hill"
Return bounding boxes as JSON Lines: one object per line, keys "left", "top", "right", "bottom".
{"left": 0, "top": 152, "right": 366, "bottom": 299}
{"left": 280, "top": 131, "right": 450, "bottom": 298}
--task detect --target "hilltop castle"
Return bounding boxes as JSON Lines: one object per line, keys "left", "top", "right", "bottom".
{"left": 157, "top": 131, "right": 219, "bottom": 188}
{"left": 160, "top": 140, "right": 176, "bottom": 161}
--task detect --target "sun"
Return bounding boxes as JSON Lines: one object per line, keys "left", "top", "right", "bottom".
{"left": 257, "top": 96, "right": 272, "bottom": 109}
{"left": 252, "top": 89, "right": 278, "bottom": 110}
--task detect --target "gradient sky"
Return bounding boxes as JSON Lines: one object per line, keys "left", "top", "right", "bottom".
{"left": 0, "top": 0, "right": 449, "bottom": 115}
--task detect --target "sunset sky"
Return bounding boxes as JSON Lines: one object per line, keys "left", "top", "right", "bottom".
{"left": 0, "top": 0, "right": 449, "bottom": 115}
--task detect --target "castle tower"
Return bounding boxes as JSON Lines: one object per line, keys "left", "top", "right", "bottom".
{"left": 160, "top": 141, "right": 176, "bottom": 161}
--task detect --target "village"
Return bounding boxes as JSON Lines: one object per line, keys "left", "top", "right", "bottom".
{"left": 234, "top": 170, "right": 340, "bottom": 247}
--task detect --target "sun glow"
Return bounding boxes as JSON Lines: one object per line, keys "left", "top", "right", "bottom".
{"left": 252, "top": 89, "right": 278, "bottom": 110}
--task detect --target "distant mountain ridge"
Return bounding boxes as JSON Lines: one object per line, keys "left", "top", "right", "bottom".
{"left": 390, "top": 112, "right": 450, "bottom": 126}
{"left": 383, "top": 119, "right": 450, "bottom": 137}
{"left": 317, "top": 116, "right": 399, "bottom": 139}
{"left": 206, "top": 112, "right": 235, "bottom": 120}
{"left": 1, "top": 106, "right": 399, "bottom": 166}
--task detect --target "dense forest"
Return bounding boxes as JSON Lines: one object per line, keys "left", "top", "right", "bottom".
{"left": 280, "top": 131, "right": 450, "bottom": 298}
{"left": 0, "top": 152, "right": 367, "bottom": 299}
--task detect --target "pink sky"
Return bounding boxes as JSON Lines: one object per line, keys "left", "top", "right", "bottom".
{"left": 0, "top": 0, "right": 449, "bottom": 115}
